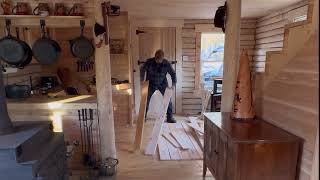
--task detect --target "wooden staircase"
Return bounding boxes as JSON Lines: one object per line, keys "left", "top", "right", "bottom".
{"left": 255, "top": 2, "right": 319, "bottom": 179}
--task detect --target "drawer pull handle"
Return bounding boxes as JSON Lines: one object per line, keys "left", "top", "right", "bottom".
{"left": 214, "top": 150, "right": 219, "bottom": 155}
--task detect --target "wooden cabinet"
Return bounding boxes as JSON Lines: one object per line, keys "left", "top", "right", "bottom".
{"left": 203, "top": 112, "right": 301, "bottom": 180}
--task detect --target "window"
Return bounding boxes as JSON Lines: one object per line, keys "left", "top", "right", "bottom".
{"left": 200, "top": 33, "right": 225, "bottom": 90}
{"left": 293, "top": 14, "right": 307, "bottom": 22}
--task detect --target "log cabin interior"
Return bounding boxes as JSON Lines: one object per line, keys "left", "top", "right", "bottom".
{"left": 0, "top": 0, "right": 318, "bottom": 180}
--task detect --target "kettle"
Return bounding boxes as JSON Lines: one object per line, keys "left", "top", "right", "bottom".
{"left": 100, "top": 157, "right": 119, "bottom": 176}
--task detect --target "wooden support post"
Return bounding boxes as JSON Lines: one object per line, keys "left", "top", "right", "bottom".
{"left": 311, "top": 129, "right": 319, "bottom": 180}
{"left": 221, "top": 0, "right": 241, "bottom": 112}
{"left": 175, "top": 27, "right": 183, "bottom": 115}
{"left": 94, "top": 0, "right": 116, "bottom": 159}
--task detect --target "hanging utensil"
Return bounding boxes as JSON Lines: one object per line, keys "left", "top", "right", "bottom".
{"left": 15, "top": 27, "right": 33, "bottom": 69}
{"left": 0, "top": 19, "right": 30, "bottom": 67}
{"left": 69, "top": 20, "right": 95, "bottom": 60}
{"left": 32, "top": 19, "right": 61, "bottom": 65}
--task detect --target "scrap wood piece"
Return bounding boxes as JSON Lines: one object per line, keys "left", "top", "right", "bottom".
{"left": 170, "top": 131, "right": 190, "bottom": 150}
{"left": 186, "top": 123, "right": 204, "bottom": 134}
{"left": 163, "top": 136, "right": 182, "bottom": 160}
{"left": 167, "top": 123, "right": 191, "bottom": 160}
{"left": 162, "top": 123, "right": 181, "bottom": 148}
{"left": 198, "top": 90, "right": 211, "bottom": 120}
{"left": 179, "top": 122, "right": 203, "bottom": 160}
{"left": 158, "top": 136, "right": 171, "bottom": 160}
{"left": 182, "top": 122, "right": 204, "bottom": 152}
{"left": 132, "top": 81, "right": 149, "bottom": 151}
{"left": 175, "top": 122, "right": 200, "bottom": 160}
{"left": 145, "top": 87, "right": 173, "bottom": 155}
{"left": 187, "top": 117, "right": 204, "bottom": 134}
{"left": 162, "top": 132, "right": 181, "bottom": 148}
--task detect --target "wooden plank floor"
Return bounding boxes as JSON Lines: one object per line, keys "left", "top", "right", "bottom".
{"left": 96, "top": 116, "right": 214, "bottom": 180}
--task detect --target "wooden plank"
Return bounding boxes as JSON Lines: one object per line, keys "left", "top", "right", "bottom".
{"left": 255, "top": 41, "right": 284, "bottom": 49}
{"left": 162, "top": 123, "right": 181, "bottom": 148}
{"left": 133, "top": 81, "right": 149, "bottom": 151}
{"left": 186, "top": 123, "right": 204, "bottom": 134}
{"left": 256, "top": 28, "right": 284, "bottom": 39}
{"left": 257, "top": 14, "right": 285, "bottom": 27}
{"left": 256, "top": 35, "right": 284, "bottom": 45}
{"left": 167, "top": 123, "right": 191, "bottom": 160}
{"left": 158, "top": 136, "right": 171, "bottom": 160}
{"left": 162, "top": 132, "right": 181, "bottom": 148}
{"left": 163, "top": 136, "right": 182, "bottom": 160}
{"left": 175, "top": 122, "right": 201, "bottom": 160}
{"left": 170, "top": 131, "right": 190, "bottom": 150}
{"left": 256, "top": 21, "right": 286, "bottom": 34}
{"left": 240, "top": 28, "right": 255, "bottom": 35}
{"left": 145, "top": 87, "right": 173, "bottom": 155}
{"left": 181, "top": 122, "right": 203, "bottom": 157}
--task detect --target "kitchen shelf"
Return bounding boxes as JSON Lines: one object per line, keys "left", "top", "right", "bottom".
{"left": 0, "top": 15, "right": 94, "bottom": 28}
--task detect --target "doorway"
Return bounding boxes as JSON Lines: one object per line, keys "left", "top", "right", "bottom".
{"left": 133, "top": 27, "right": 177, "bottom": 114}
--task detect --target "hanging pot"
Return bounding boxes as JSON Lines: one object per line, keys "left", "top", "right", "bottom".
{"left": 100, "top": 157, "right": 119, "bottom": 176}
{"left": 32, "top": 19, "right": 61, "bottom": 65}
{"left": 5, "top": 84, "right": 31, "bottom": 99}
{"left": 15, "top": 27, "right": 33, "bottom": 69}
{"left": 0, "top": 19, "right": 30, "bottom": 67}
{"left": 69, "top": 20, "right": 94, "bottom": 60}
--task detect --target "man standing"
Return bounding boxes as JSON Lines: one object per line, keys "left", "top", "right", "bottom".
{"left": 140, "top": 49, "right": 177, "bottom": 123}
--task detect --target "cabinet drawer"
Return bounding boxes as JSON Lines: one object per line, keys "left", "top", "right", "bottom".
{"left": 204, "top": 120, "right": 220, "bottom": 176}
{"left": 217, "top": 132, "right": 228, "bottom": 180}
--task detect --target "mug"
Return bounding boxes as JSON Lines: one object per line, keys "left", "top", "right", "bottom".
{"left": 33, "top": 3, "right": 50, "bottom": 16}
{"left": 68, "top": 3, "right": 83, "bottom": 16}
{"left": 54, "top": 3, "right": 66, "bottom": 16}
{"left": 12, "top": 2, "right": 30, "bottom": 15}
{"left": 1, "top": 0, "right": 12, "bottom": 15}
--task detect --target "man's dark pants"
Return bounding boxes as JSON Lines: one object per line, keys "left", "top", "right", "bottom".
{"left": 145, "top": 86, "right": 173, "bottom": 120}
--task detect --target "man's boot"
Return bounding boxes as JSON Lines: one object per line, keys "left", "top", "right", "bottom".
{"left": 167, "top": 116, "right": 176, "bottom": 123}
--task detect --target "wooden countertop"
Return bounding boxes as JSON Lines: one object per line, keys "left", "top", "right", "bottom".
{"left": 7, "top": 95, "right": 97, "bottom": 110}
{"left": 204, "top": 112, "right": 300, "bottom": 143}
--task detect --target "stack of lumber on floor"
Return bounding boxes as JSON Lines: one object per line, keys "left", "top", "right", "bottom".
{"left": 157, "top": 119, "right": 204, "bottom": 161}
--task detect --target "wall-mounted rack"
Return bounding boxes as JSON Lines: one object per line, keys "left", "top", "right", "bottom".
{"left": 0, "top": 15, "right": 94, "bottom": 28}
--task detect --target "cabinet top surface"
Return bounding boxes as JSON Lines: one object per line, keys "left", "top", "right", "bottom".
{"left": 204, "top": 112, "right": 300, "bottom": 143}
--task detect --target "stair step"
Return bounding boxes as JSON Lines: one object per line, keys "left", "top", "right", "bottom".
{"left": 262, "top": 96, "right": 318, "bottom": 114}
{"left": 261, "top": 96, "right": 317, "bottom": 152}
{"left": 264, "top": 81, "right": 318, "bottom": 111}
{"left": 285, "top": 56, "right": 318, "bottom": 72}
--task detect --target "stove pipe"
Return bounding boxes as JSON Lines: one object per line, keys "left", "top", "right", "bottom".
{"left": 0, "top": 69, "right": 13, "bottom": 135}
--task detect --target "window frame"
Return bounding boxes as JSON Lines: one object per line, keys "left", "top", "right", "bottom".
{"left": 194, "top": 24, "right": 224, "bottom": 91}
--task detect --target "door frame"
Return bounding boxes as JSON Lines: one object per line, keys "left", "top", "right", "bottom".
{"left": 129, "top": 18, "right": 184, "bottom": 118}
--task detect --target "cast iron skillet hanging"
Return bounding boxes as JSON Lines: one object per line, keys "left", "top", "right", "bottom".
{"left": 32, "top": 19, "right": 61, "bottom": 65}
{"left": 15, "top": 27, "right": 33, "bottom": 69}
{"left": 0, "top": 19, "right": 29, "bottom": 66}
{"left": 69, "top": 20, "right": 95, "bottom": 60}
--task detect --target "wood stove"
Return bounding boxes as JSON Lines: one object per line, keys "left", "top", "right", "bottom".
{"left": 0, "top": 69, "right": 68, "bottom": 179}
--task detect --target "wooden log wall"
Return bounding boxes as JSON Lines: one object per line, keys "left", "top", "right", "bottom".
{"left": 109, "top": 12, "right": 133, "bottom": 126}
{"left": 181, "top": 19, "right": 256, "bottom": 115}
{"left": 253, "top": 0, "right": 309, "bottom": 73}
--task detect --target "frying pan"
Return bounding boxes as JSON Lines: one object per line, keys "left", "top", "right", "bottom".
{"left": 32, "top": 19, "right": 61, "bottom": 65}
{"left": 0, "top": 19, "right": 29, "bottom": 66}
{"left": 69, "top": 20, "right": 94, "bottom": 60}
{"left": 15, "top": 27, "right": 33, "bottom": 69}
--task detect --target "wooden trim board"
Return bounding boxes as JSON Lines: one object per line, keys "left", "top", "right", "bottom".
{"left": 133, "top": 81, "right": 149, "bottom": 151}
{"left": 145, "top": 87, "right": 173, "bottom": 155}
{"left": 162, "top": 132, "right": 181, "bottom": 148}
